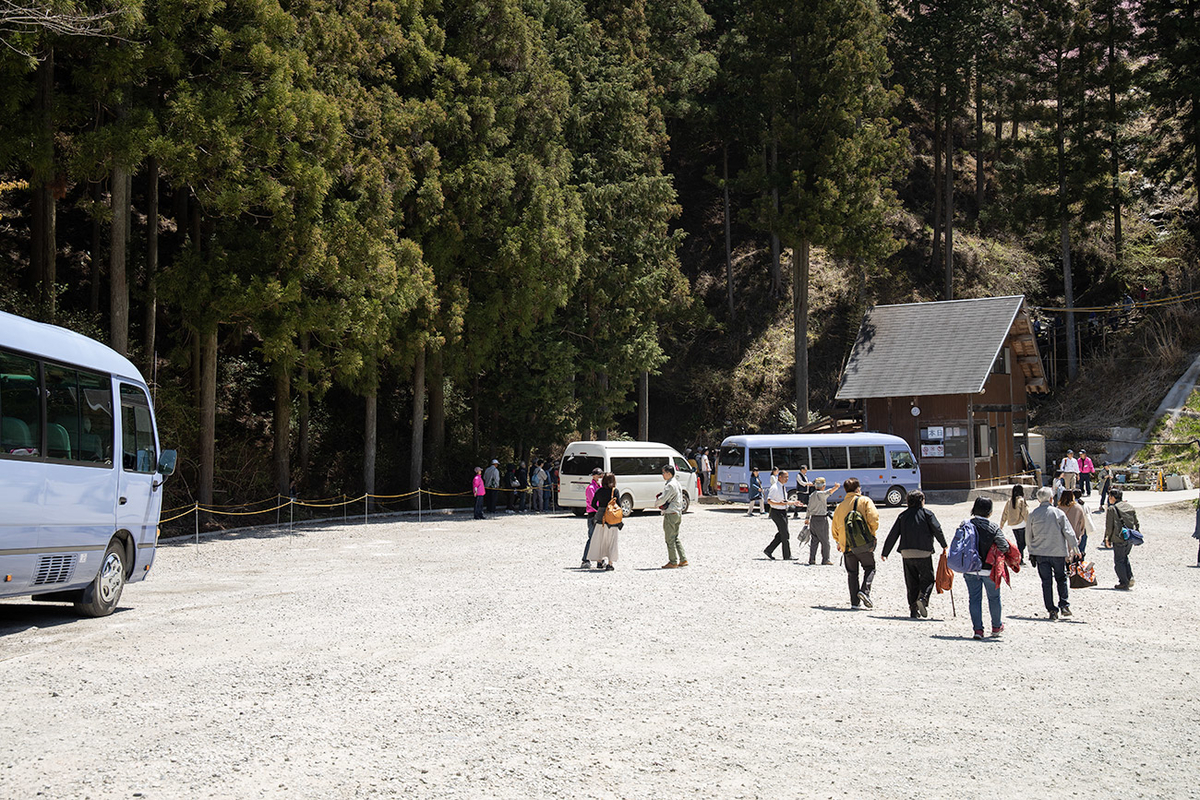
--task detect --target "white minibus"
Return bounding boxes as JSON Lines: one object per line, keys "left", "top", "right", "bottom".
{"left": 716, "top": 432, "right": 920, "bottom": 507}
{"left": 0, "top": 310, "right": 177, "bottom": 617}
{"left": 559, "top": 441, "right": 700, "bottom": 515}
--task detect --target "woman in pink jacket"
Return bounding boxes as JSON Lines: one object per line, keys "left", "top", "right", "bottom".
{"left": 472, "top": 467, "right": 487, "bottom": 520}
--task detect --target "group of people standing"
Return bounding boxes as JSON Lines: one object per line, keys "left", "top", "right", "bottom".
{"left": 579, "top": 464, "right": 688, "bottom": 571}
{"left": 753, "top": 465, "right": 838, "bottom": 565}
{"left": 473, "top": 459, "right": 558, "bottom": 520}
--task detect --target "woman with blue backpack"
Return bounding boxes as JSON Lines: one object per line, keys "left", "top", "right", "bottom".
{"left": 953, "top": 496, "right": 1011, "bottom": 640}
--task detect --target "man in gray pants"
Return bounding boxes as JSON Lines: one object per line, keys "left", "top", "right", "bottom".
{"left": 1104, "top": 488, "right": 1139, "bottom": 590}
{"left": 658, "top": 464, "right": 687, "bottom": 568}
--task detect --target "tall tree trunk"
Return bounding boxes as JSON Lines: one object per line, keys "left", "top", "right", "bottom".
{"left": 110, "top": 162, "right": 130, "bottom": 355}
{"left": 33, "top": 48, "right": 56, "bottom": 321}
{"left": 770, "top": 138, "right": 782, "bottom": 296}
{"left": 144, "top": 156, "right": 159, "bottom": 365}
{"left": 932, "top": 91, "right": 943, "bottom": 268}
{"left": 793, "top": 241, "right": 811, "bottom": 428}
{"left": 723, "top": 143, "right": 734, "bottom": 320}
{"left": 298, "top": 332, "right": 310, "bottom": 482}
{"left": 471, "top": 372, "right": 480, "bottom": 454}
{"left": 90, "top": 180, "right": 103, "bottom": 316}
{"left": 364, "top": 390, "right": 377, "bottom": 508}
{"left": 273, "top": 366, "right": 290, "bottom": 497}
{"left": 428, "top": 346, "right": 445, "bottom": 476}
{"left": 1106, "top": 8, "right": 1123, "bottom": 270}
{"left": 638, "top": 370, "right": 649, "bottom": 441}
{"left": 409, "top": 348, "right": 426, "bottom": 510}
{"left": 1057, "top": 51, "right": 1078, "bottom": 380}
{"left": 199, "top": 327, "right": 217, "bottom": 517}
{"left": 975, "top": 59, "right": 985, "bottom": 221}
{"left": 944, "top": 113, "right": 955, "bottom": 301}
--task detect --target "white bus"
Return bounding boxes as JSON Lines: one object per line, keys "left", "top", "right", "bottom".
{"left": 559, "top": 440, "right": 700, "bottom": 515}
{"left": 716, "top": 432, "right": 920, "bottom": 507}
{"left": 0, "top": 310, "right": 176, "bottom": 617}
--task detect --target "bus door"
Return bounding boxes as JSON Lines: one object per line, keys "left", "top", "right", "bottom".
{"left": 117, "top": 384, "right": 160, "bottom": 556}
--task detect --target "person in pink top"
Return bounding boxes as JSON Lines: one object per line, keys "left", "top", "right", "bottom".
{"left": 472, "top": 467, "right": 487, "bottom": 520}
{"left": 1078, "top": 450, "right": 1096, "bottom": 497}
{"left": 582, "top": 468, "right": 603, "bottom": 568}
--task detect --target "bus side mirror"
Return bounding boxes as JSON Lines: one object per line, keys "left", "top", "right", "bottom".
{"left": 158, "top": 449, "right": 178, "bottom": 477}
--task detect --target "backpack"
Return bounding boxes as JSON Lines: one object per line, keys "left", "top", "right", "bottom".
{"left": 843, "top": 497, "right": 876, "bottom": 551}
{"left": 947, "top": 519, "right": 982, "bottom": 573}
{"left": 603, "top": 494, "right": 624, "bottom": 526}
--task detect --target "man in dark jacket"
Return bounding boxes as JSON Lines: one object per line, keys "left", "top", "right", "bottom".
{"left": 881, "top": 490, "right": 948, "bottom": 619}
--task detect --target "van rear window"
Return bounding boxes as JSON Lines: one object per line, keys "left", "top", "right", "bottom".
{"left": 561, "top": 454, "right": 604, "bottom": 475}
{"left": 719, "top": 446, "right": 744, "bottom": 467}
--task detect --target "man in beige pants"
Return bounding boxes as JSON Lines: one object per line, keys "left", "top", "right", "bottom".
{"left": 658, "top": 464, "right": 688, "bottom": 568}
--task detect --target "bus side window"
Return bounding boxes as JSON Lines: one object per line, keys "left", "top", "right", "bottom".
{"left": 120, "top": 385, "right": 157, "bottom": 473}
{"left": 749, "top": 448, "right": 772, "bottom": 472}
{"left": 45, "top": 364, "right": 78, "bottom": 460}
{"left": 0, "top": 350, "right": 42, "bottom": 457}
{"left": 78, "top": 370, "right": 114, "bottom": 464}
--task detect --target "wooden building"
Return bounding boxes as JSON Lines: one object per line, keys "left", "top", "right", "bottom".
{"left": 835, "top": 296, "right": 1048, "bottom": 490}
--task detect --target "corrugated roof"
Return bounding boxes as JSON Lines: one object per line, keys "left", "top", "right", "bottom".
{"left": 835, "top": 296, "right": 1046, "bottom": 399}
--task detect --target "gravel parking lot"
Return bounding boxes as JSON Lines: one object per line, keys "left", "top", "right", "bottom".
{"left": 2, "top": 494, "right": 1198, "bottom": 799}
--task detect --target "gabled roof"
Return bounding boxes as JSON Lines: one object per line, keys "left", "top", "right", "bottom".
{"left": 835, "top": 296, "right": 1048, "bottom": 399}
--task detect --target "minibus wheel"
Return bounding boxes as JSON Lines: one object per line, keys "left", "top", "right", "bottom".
{"left": 885, "top": 485, "right": 906, "bottom": 507}
{"left": 619, "top": 493, "right": 635, "bottom": 516}
{"left": 74, "top": 539, "right": 126, "bottom": 618}
{"left": 573, "top": 508, "right": 585, "bottom": 517}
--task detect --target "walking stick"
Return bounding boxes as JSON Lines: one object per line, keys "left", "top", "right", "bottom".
{"left": 949, "top": 585, "right": 956, "bottom": 617}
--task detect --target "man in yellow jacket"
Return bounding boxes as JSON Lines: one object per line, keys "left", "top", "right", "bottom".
{"left": 831, "top": 477, "right": 881, "bottom": 609}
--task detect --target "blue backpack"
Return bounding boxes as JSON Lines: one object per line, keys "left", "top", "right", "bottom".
{"left": 947, "top": 519, "right": 982, "bottom": 573}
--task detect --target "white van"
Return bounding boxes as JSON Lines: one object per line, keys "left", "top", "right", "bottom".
{"left": 559, "top": 441, "right": 699, "bottom": 515}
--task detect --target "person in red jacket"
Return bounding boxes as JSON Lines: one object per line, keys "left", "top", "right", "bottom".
{"left": 1078, "top": 450, "right": 1096, "bottom": 497}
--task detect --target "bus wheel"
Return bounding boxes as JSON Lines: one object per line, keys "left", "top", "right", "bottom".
{"left": 885, "top": 486, "right": 906, "bottom": 507}
{"left": 619, "top": 493, "right": 635, "bottom": 516}
{"left": 572, "top": 508, "right": 585, "bottom": 517}
{"left": 680, "top": 492, "right": 691, "bottom": 514}
{"left": 74, "top": 540, "right": 126, "bottom": 618}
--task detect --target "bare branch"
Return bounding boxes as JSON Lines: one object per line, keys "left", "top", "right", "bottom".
{"left": 0, "top": 0, "right": 126, "bottom": 39}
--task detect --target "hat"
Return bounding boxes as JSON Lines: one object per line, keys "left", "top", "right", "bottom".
{"left": 1066, "top": 449, "right": 1074, "bottom": 454}
{"left": 591, "top": 467, "right": 602, "bottom": 476}
{"left": 491, "top": 459, "right": 499, "bottom": 464}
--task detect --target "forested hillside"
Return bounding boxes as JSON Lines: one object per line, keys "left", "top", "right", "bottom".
{"left": 0, "top": 0, "right": 1197, "bottom": 512}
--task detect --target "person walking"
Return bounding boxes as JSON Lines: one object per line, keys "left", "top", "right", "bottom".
{"left": 581, "top": 468, "right": 603, "bottom": 569}
{"left": 586, "top": 472, "right": 622, "bottom": 571}
{"left": 1078, "top": 450, "right": 1096, "bottom": 496}
{"left": 746, "top": 466, "right": 763, "bottom": 516}
{"left": 1097, "top": 464, "right": 1114, "bottom": 513}
{"left": 1027, "top": 486, "right": 1081, "bottom": 620}
{"left": 793, "top": 465, "right": 813, "bottom": 520}
{"left": 1059, "top": 450, "right": 1080, "bottom": 492}
{"left": 1193, "top": 491, "right": 1200, "bottom": 567}
{"left": 831, "top": 477, "right": 880, "bottom": 609}
{"left": 881, "top": 490, "right": 948, "bottom": 619}
{"left": 472, "top": 467, "right": 487, "bottom": 520}
{"left": 805, "top": 477, "right": 839, "bottom": 565}
{"left": 999, "top": 485, "right": 1029, "bottom": 561}
{"left": 699, "top": 450, "right": 711, "bottom": 497}
{"left": 1072, "top": 489, "right": 1096, "bottom": 555}
{"left": 1060, "top": 492, "right": 1088, "bottom": 556}
{"left": 483, "top": 459, "right": 501, "bottom": 515}
{"left": 959, "top": 496, "right": 1010, "bottom": 639}
{"left": 658, "top": 464, "right": 687, "bottom": 568}
{"left": 763, "top": 469, "right": 796, "bottom": 560}
{"left": 530, "top": 460, "right": 546, "bottom": 513}
{"left": 1104, "top": 488, "right": 1139, "bottom": 590}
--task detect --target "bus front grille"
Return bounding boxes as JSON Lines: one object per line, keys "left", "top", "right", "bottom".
{"left": 33, "top": 554, "right": 77, "bottom": 585}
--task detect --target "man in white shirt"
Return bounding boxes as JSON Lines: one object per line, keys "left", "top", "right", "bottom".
{"left": 1059, "top": 450, "right": 1080, "bottom": 491}
{"left": 763, "top": 469, "right": 797, "bottom": 560}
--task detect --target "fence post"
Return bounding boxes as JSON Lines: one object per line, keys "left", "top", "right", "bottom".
{"left": 289, "top": 497, "right": 294, "bottom": 534}
{"left": 342, "top": 493, "right": 347, "bottom": 525}
{"left": 364, "top": 494, "right": 368, "bottom": 526}
{"left": 418, "top": 488, "right": 422, "bottom": 523}
{"left": 194, "top": 502, "right": 199, "bottom": 547}
{"left": 276, "top": 493, "right": 281, "bottom": 527}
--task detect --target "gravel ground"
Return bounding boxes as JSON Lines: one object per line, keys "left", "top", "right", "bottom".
{"left": 2, "top": 494, "right": 1198, "bottom": 799}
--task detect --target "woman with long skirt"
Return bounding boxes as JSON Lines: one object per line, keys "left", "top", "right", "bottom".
{"left": 586, "top": 472, "right": 622, "bottom": 571}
